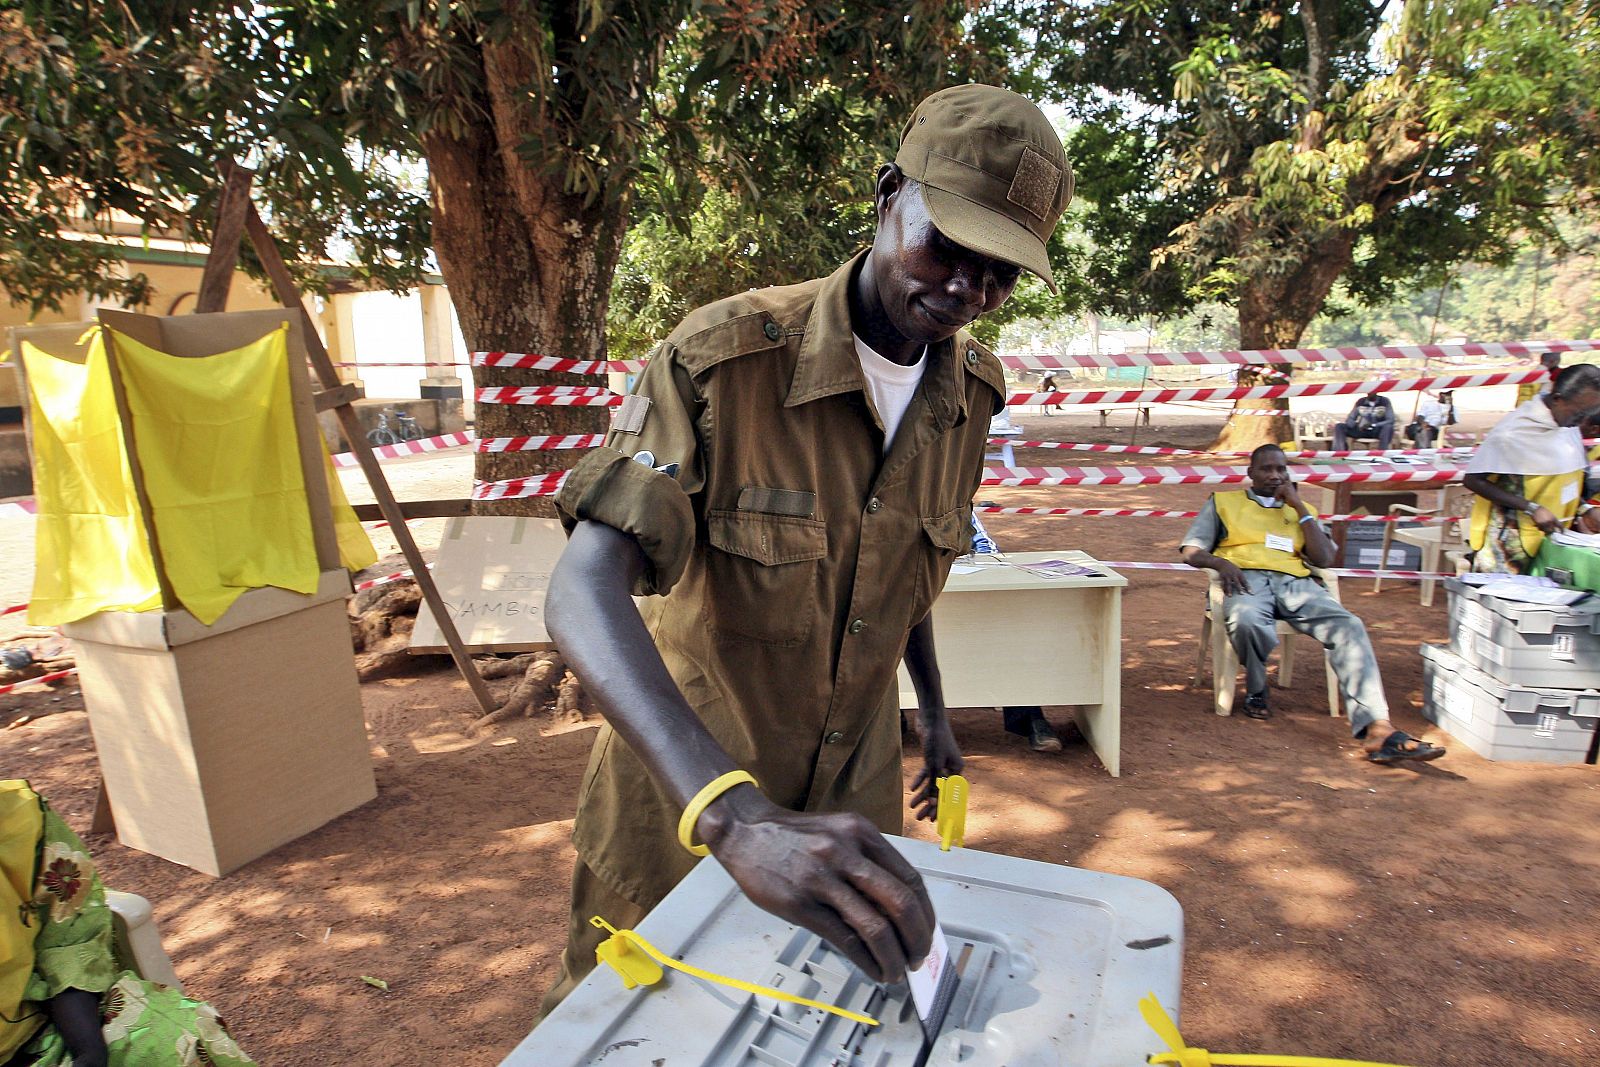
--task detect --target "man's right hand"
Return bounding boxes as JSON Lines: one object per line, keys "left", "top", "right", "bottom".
{"left": 1528, "top": 504, "right": 1563, "bottom": 534}
{"left": 1215, "top": 560, "right": 1250, "bottom": 596}
{"left": 700, "top": 785, "right": 935, "bottom": 985}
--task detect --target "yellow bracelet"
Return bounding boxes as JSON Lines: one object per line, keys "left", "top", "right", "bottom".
{"left": 677, "top": 770, "right": 758, "bottom": 857}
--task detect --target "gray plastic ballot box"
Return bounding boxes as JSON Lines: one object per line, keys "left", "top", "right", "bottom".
{"left": 506, "top": 835, "right": 1184, "bottom": 1067}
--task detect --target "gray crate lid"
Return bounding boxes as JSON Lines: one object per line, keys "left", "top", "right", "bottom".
{"left": 1420, "top": 642, "right": 1600, "bottom": 716}
{"left": 1443, "top": 579, "right": 1600, "bottom": 636}
{"left": 505, "top": 835, "right": 1183, "bottom": 1067}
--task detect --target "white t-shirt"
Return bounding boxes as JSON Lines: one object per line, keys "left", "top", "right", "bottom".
{"left": 854, "top": 334, "right": 927, "bottom": 454}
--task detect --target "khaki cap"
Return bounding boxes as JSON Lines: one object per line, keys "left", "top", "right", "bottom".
{"left": 895, "top": 84, "right": 1072, "bottom": 292}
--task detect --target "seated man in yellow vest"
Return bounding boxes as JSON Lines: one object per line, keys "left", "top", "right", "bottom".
{"left": 1180, "top": 444, "right": 1446, "bottom": 763}
{"left": 1464, "top": 363, "right": 1600, "bottom": 572}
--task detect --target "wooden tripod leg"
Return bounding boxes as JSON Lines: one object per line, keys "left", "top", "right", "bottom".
{"left": 238, "top": 201, "right": 497, "bottom": 717}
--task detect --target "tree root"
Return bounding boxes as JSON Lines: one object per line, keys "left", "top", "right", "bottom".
{"left": 474, "top": 651, "right": 565, "bottom": 730}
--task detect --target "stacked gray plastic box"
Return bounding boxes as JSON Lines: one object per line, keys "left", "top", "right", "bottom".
{"left": 1420, "top": 579, "right": 1600, "bottom": 763}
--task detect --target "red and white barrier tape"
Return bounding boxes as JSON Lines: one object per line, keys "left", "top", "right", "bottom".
{"left": 1008, "top": 368, "right": 1543, "bottom": 409}
{"left": 976, "top": 505, "right": 1462, "bottom": 523}
{"left": 0, "top": 500, "right": 37, "bottom": 520}
{"left": 0, "top": 669, "right": 77, "bottom": 698}
{"left": 330, "top": 360, "right": 467, "bottom": 368}
{"left": 330, "top": 431, "right": 473, "bottom": 468}
{"left": 476, "top": 386, "right": 621, "bottom": 406}
{"left": 998, "top": 339, "right": 1600, "bottom": 370}
{"left": 475, "top": 433, "right": 605, "bottom": 452}
{"left": 1, "top": 603, "right": 27, "bottom": 617}
{"left": 472, "top": 351, "right": 645, "bottom": 374}
{"left": 471, "top": 471, "right": 570, "bottom": 501}
{"left": 1093, "top": 560, "right": 1456, "bottom": 580}
{"left": 352, "top": 564, "right": 437, "bottom": 592}
{"left": 982, "top": 464, "right": 1464, "bottom": 487}
{"left": 996, "top": 441, "right": 1466, "bottom": 459}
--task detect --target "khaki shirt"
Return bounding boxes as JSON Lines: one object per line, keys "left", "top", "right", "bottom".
{"left": 553, "top": 251, "right": 1006, "bottom": 908}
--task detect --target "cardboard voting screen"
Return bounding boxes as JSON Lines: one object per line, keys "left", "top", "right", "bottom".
{"left": 409, "top": 516, "right": 568, "bottom": 653}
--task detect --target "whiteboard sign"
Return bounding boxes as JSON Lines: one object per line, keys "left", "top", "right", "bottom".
{"left": 409, "top": 516, "right": 569, "bottom": 653}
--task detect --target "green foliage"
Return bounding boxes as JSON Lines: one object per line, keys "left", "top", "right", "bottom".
{"left": 1307, "top": 213, "right": 1600, "bottom": 346}
{"left": 0, "top": 3, "right": 431, "bottom": 314}
{"left": 1043, "top": 0, "right": 1600, "bottom": 344}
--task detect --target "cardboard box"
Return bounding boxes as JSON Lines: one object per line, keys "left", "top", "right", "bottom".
{"left": 64, "top": 570, "right": 376, "bottom": 876}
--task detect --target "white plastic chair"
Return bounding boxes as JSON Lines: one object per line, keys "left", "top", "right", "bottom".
{"left": 1193, "top": 568, "right": 1343, "bottom": 717}
{"left": 1373, "top": 484, "right": 1475, "bottom": 606}
{"left": 107, "top": 889, "right": 183, "bottom": 991}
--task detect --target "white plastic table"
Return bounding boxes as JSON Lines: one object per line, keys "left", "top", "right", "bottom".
{"left": 898, "top": 551, "right": 1128, "bottom": 776}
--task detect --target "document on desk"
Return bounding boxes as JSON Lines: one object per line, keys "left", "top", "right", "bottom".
{"left": 1014, "top": 559, "right": 1099, "bottom": 579}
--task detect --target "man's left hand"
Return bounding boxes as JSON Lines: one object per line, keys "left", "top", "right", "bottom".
{"left": 909, "top": 716, "right": 963, "bottom": 823}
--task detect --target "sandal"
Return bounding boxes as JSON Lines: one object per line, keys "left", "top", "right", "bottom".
{"left": 1367, "top": 730, "right": 1447, "bottom": 764}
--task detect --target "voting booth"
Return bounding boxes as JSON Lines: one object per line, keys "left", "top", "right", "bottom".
{"left": 12, "top": 309, "right": 377, "bottom": 875}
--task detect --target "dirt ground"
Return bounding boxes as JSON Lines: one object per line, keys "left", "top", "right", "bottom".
{"left": 3, "top": 410, "right": 1598, "bottom": 1066}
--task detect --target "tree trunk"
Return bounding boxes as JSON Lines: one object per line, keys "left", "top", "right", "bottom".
{"left": 420, "top": 131, "right": 624, "bottom": 518}
{"left": 1209, "top": 235, "right": 1355, "bottom": 453}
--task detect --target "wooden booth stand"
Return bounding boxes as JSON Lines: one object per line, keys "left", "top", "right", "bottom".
{"left": 13, "top": 309, "right": 377, "bottom": 876}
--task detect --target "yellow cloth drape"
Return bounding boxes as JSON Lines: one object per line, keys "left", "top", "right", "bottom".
{"left": 0, "top": 780, "right": 46, "bottom": 1061}
{"left": 109, "top": 325, "right": 324, "bottom": 624}
{"left": 321, "top": 441, "right": 378, "bottom": 573}
{"left": 21, "top": 334, "right": 163, "bottom": 625}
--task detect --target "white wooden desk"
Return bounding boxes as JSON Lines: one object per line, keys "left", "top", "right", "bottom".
{"left": 898, "top": 551, "right": 1128, "bottom": 776}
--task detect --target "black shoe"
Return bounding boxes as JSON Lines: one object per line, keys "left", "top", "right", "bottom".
{"left": 1027, "top": 716, "right": 1063, "bottom": 753}
{"left": 1242, "top": 692, "right": 1271, "bottom": 720}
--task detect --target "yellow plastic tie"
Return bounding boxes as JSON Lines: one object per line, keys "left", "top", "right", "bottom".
{"left": 936, "top": 774, "right": 968, "bottom": 851}
{"left": 1140, "top": 993, "right": 1420, "bottom": 1067}
{"left": 590, "top": 917, "right": 879, "bottom": 1026}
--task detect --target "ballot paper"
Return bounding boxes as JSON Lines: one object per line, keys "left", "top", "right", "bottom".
{"left": 907, "top": 921, "right": 960, "bottom": 1042}
{"left": 1552, "top": 528, "right": 1600, "bottom": 549}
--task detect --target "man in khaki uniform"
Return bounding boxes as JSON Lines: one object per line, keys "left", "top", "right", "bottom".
{"left": 539, "top": 84, "right": 1072, "bottom": 1013}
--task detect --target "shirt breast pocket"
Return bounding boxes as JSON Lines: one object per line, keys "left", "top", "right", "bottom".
{"left": 703, "top": 509, "right": 828, "bottom": 645}
{"left": 912, "top": 505, "right": 969, "bottom": 618}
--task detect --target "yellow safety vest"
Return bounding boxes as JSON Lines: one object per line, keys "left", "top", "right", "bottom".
{"left": 0, "top": 780, "right": 45, "bottom": 1060}
{"left": 1468, "top": 470, "right": 1584, "bottom": 557}
{"left": 1213, "top": 490, "right": 1311, "bottom": 578}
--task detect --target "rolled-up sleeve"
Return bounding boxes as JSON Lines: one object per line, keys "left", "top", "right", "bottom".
{"left": 555, "top": 344, "right": 702, "bottom": 596}
{"left": 1180, "top": 497, "right": 1223, "bottom": 553}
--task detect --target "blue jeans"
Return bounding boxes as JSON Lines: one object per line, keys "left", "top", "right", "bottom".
{"left": 1221, "top": 570, "right": 1388, "bottom": 736}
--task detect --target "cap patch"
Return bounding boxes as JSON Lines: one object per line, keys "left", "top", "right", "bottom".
{"left": 1007, "top": 146, "right": 1061, "bottom": 223}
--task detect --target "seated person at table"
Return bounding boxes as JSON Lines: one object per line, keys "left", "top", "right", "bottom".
{"left": 1463, "top": 364, "right": 1600, "bottom": 572}
{"left": 1179, "top": 445, "right": 1445, "bottom": 763}
{"left": 1, "top": 779, "right": 256, "bottom": 1067}
{"left": 1332, "top": 392, "right": 1396, "bottom": 450}
{"left": 1406, "top": 389, "right": 1455, "bottom": 449}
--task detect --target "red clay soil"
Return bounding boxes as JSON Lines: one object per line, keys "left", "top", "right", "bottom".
{"left": 3, "top": 415, "right": 1598, "bottom": 1066}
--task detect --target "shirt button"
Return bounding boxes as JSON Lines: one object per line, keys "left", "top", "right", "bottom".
{"left": 763, "top": 321, "right": 782, "bottom": 341}
{"left": 867, "top": 498, "right": 882, "bottom": 513}
{"left": 848, "top": 618, "right": 867, "bottom": 634}
{"left": 825, "top": 731, "right": 844, "bottom": 744}
{"left": 965, "top": 347, "right": 979, "bottom": 366}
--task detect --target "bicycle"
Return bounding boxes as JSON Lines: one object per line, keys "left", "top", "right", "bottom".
{"left": 366, "top": 408, "right": 423, "bottom": 447}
